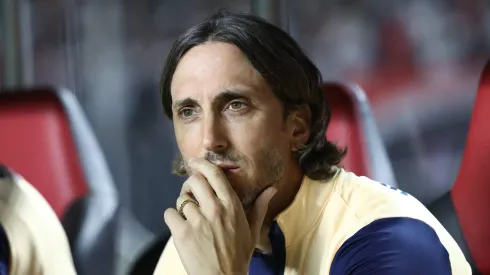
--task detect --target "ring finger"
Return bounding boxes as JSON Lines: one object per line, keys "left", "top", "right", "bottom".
{"left": 176, "top": 193, "right": 201, "bottom": 221}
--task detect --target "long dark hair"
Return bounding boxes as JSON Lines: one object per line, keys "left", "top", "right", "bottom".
{"left": 160, "top": 10, "right": 346, "bottom": 180}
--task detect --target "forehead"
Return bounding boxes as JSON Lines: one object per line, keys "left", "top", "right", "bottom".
{"left": 171, "top": 42, "right": 268, "bottom": 102}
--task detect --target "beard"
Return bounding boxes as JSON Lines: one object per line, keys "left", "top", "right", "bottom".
{"left": 172, "top": 146, "right": 287, "bottom": 211}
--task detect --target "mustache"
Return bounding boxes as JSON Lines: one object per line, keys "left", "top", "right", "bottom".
{"left": 204, "top": 151, "right": 241, "bottom": 163}
{"left": 172, "top": 152, "right": 242, "bottom": 176}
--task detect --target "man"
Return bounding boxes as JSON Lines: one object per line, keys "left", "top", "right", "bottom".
{"left": 0, "top": 164, "right": 77, "bottom": 275}
{"left": 154, "top": 11, "right": 471, "bottom": 275}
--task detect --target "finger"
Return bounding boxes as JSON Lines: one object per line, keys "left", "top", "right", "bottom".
{"left": 187, "top": 158, "right": 236, "bottom": 202}
{"left": 164, "top": 208, "right": 188, "bottom": 234}
{"left": 247, "top": 187, "right": 277, "bottom": 241}
{"left": 176, "top": 193, "right": 202, "bottom": 221}
{"left": 181, "top": 173, "right": 218, "bottom": 211}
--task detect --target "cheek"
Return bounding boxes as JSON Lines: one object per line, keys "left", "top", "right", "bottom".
{"left": 232, "top": 118, "right": 290, "bottom": 162}
{"left": 175, "top": 125, "right": 200, "bottom": 157}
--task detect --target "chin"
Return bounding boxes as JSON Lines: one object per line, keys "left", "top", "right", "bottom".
{"left": 243, "top": 203, "right": 253, "bottom": 214}
{"left": 241, "top": 197, "right": 256, "bottom": 213}
{"left": 240, "top": 188, "right": 263, "bottom": 211}
{"left": 224, "top": 171, "right": 262, "bottom": 209}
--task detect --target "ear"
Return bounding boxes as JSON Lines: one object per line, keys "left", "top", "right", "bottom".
{"left": 288, "top": 105, "right": 311, "bottom": 152}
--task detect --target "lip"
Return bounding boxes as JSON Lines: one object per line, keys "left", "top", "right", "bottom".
{"left": 222, "top": 168, "right": 240, "bottom": 175}
{"left": 216, "top": 164, "right": 240, "bottom": 171}
{"left": 219, "top": 165, "right": 239, "bottom": 170}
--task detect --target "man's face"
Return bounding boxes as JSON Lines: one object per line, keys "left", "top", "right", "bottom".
{"left": 170, "top": 42, "right": 294, "bottom": 210}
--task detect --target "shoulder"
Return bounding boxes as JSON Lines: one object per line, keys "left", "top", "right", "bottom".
{"left": 330, "top": 217, "right": 452, "bottom": 275}
{"left": 0, "top": 168, "right": 77, "bottom": 275}
{"left": 333, "top": 170, "right": 431, "bottom": 221}
{"left": 335, "top": 169, "right": 410, "bottom": 203}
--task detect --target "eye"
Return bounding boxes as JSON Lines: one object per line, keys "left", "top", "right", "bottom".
{"left": 178, "top": 108, "right": 196, "bottom": 118}
{"left": 227, "top": 101, "right": 247, "bottom": 111}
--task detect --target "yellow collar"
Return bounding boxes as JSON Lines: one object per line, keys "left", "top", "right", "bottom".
{"left": 275, "top": 167, "right": 341, "bottom": 248}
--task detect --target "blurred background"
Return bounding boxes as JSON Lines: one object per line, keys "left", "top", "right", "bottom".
{"left": 1, "top": 0, "right": 489, "bottom": 274}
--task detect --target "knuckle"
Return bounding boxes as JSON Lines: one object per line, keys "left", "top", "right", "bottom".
{"left": 191, "top": 215, "right": 206, "bottom": 229}
{"left": 175, "top": 196, "right": 186, "bottom": 209}
{"left": 201, "top": 222, "right": 213, "bottom": 236}
{"left": 209, "top": 166, "right": 224, "bottom": 177}
{"left": 208, "top": 203, "right": 224, "bottom": 220}
{"left": 189, "top": 173, "right": 200, "bottom": 181}
{"left": 163, "top": 208, "right": 173, "bottom": 222}
{"left": 188, "top": 174, "right": 205, "bottom": 186}
{"left": 185, "top": 175, "right": 197, "bottom": 187}
{"left": 222, "top": 198, "right": 236, "bottom": 208}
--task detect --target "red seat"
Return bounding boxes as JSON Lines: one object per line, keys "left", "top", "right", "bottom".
{"left": 0, "top": 90, "right": 87, "bottom": 217}
{"left": 428, "top": 61, "right": 490, "bottom": 274}
{"left": 324, "top": 83, "right": 397, "bottom": 187}
{"left": 0, "top": 87, "right": 118, "bottom": 275}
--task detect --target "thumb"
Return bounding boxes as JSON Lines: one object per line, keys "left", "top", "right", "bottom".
{"left": 247, "top": 187, "right": 277, "bottom": 241}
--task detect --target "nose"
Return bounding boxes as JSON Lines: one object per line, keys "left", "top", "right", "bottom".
{"left": 201, "top": 113, "right": 228, "bottom": 152}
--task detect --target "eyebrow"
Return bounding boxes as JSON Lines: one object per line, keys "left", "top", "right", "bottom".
{"left": 172, "top": 89, "right": 252, "bottom": 111}
{"left": 172, "top": 98, "right": 197, "bottom": 111}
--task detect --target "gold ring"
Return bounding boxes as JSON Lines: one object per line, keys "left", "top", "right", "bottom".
{"left": 178, "top": 199, "right": 199, "bottom": 219}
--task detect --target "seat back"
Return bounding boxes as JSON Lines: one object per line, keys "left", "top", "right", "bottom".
{"left": 0, "top": 90, "right": 87, "bottom": 217}
{"left": 0, "top": 87, "right": 118, "bottom": 275}
{"left": 451, "top": 61, "right": 490, "bottom": 273}
{"left": 324, "top": 83, "right": 397, "bottom": 187}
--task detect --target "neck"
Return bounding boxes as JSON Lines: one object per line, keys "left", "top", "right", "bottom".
{"left": 263, "top": 161, "right": 304, "bottom": 230}
{"left": 256, "top": 161, "right": 303, "bottom": 252}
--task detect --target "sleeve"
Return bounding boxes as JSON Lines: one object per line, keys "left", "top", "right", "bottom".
{"left": 330, "top": 217, "right": 452, "bottom": 275}
{"left": 153, "top": 237, "right": 188, "bottom": 275}
{"left": 0, "top": 167, "right": 77, "bottom": 275}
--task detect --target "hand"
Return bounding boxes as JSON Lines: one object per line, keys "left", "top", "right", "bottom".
{"left": 164, "top": 158, "right": 277, "bottom": 275}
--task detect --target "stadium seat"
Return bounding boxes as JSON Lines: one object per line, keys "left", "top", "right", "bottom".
{"left": 324, "top": 82, "right": 397, "bottom": 187}
{"left": 429, "top": 60, "right": 490, "bottom": 274}
{"left": 0, "top": 87, "right": 118, "bottom": 275}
